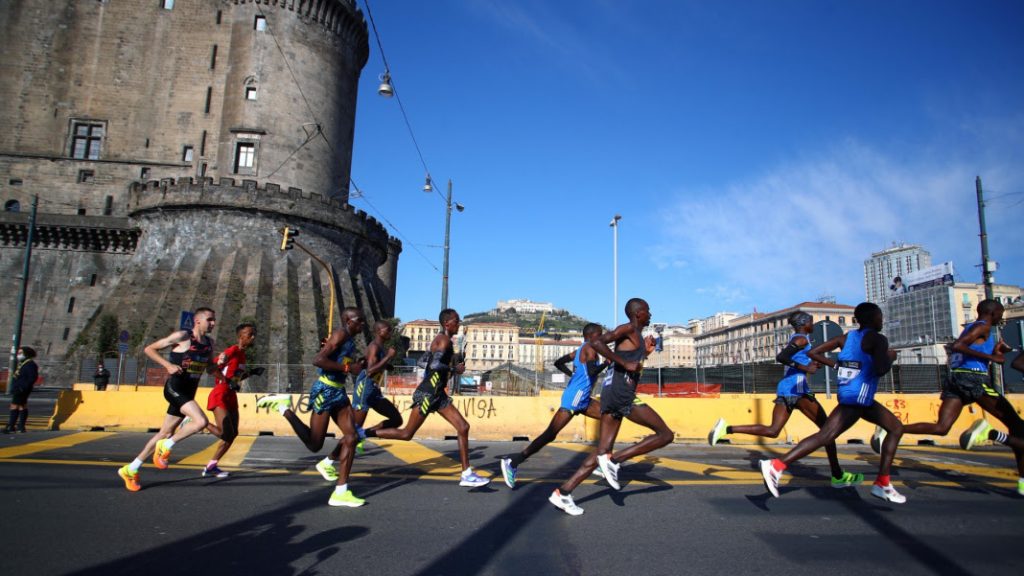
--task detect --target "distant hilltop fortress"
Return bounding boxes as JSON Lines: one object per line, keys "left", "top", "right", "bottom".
{"left": 0, "top": 0, "right": 400, "bottom": 384}
{"left": 496, "top": 299, "right": 556, "bottom": 314}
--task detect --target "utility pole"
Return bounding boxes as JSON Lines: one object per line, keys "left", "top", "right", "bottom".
{"left": 8, "top": 195, "right": 38, "bottom": 392}
{"left": 976, "top": 176, "right": 994, "bottom": 300}
{"left": 976, "top": 176, "right": 1003, "bottom": 394}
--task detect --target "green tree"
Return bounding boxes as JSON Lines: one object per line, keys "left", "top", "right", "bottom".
{"left": 95, "top": 314, "right": 119, "bottom": 359}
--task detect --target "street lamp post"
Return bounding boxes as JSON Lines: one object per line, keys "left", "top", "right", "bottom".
{"left": 610, "top": 214, "right": 621, "bottom": 326}
{"left": 425, "top": 175, "right": 464, "bottom": 311}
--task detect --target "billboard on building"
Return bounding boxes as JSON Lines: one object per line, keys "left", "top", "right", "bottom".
{"left": 900, "top": 262, "right": 955, "bottom": 292}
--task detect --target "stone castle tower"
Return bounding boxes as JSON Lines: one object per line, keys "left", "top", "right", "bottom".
{"left": 0, "top": 0, "right": 401, "bottom": 384}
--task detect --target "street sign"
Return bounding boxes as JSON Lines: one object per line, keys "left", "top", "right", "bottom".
{"left": 117, "top": 343, "right": 129, "bottom": 354}
{"left": 180, "top": 311, "right": 194, "bottom": 331}
{"left": 119, "top": 330, "right": 130, "bottom": 343}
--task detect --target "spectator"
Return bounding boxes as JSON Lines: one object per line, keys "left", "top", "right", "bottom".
{"left": 4, "top": 347, "right": 38, "bottom": 433}
{"left": 94, "top": 362, "right": 111, "bottom": 391}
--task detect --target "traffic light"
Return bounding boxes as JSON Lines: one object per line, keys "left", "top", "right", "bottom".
{"left": 280, "top": 226, "right": 299, "bottom": 250}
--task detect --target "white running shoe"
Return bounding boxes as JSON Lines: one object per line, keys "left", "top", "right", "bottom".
{"left": 871, "top": 483, "right": 907, "bottom": 504}
{"left": 870, "top": 426, "right": 887, "bottom": 455}
{"left": 597, "top": 454, "right": 620, "bottom": 491}
{"left": 959, "top": 419, "right": 992, "bottom": 451}
{"left": 708, "top": 417, "right": 728, "bottom": 446}
{"left": 548, "top": 489, "right": 584, "bottom": 516}
{"left": 760, "top": 459, "right": 782, "bottom": 498}
{"left": 459, "top": 469, "right": 490, "bottom": 488}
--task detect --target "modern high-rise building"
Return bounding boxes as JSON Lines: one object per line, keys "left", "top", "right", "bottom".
{"left": 864, "top": 243, "right": 932, "bottom": 304}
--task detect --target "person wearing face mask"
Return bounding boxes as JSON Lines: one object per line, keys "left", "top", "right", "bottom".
{"left": 4, "top": 347, "right": 38, "bottom": 433}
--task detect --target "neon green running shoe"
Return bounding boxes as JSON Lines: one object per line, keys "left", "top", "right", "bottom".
{"left": 830, "top": 471, "right": 864, "bottom": 488}
{"left": 328, "top": 489, "right": 365, "bottom": 507}
{"left": 356, "top": 440, "right": 365, "bottom": 455}
{"left": 1017, "top": 478, "right": 1023, "bottom": 496}
{"left": 959, "top": 419, "right": 992, "bottom": 451}
{"left": 256, "top": 394, "right": 293, "bottom": 412}
{"left": 708, "top": 418, "right": 728, "bottom": 446}
{"left": 315, "top": 459, "right": 339, "bottom": 482}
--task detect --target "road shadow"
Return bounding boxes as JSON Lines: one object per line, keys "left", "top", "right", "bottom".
{"left": 64, "top": 490, "right": 369, "bottom": 576}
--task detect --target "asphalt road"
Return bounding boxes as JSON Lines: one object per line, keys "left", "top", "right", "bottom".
{"left": 1, "top": 430, "right": 1021, "bottom": 576}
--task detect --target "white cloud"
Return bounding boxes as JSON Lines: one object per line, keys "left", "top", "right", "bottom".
{"left": 655, "top": 138, "right": 1022, "bottom": 308}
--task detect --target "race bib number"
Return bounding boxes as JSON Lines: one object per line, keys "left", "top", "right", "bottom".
{"left": 837, "top": 366, "right": 860, "bottom": 386}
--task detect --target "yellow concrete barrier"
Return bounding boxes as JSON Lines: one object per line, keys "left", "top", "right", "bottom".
{"left": 53, "top": 388, "right": 1022, "bottom": 447}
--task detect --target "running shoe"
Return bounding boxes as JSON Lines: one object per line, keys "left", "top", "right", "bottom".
{"left": 315, "top": 459, "right": 339, "bottom": 482}
{"left": 118, "top": 465, "right": 141, "bottom": 492}
{"left": 328, "top": 489, "right": 365, "bottom": 507}
{"left": 871, "top": 483, "right": 907, "bottom": 504}
{"left": 202, "top": 464, "right": 229, "bottom": 478}
{"left": 256, "top": 394, "right": 293, "bottom": 412}
{"left": 459, "top": 469, "right": 491, "bottom": 487}
{"left": 830, "top": 471, "right": 864, "bottom": 488}
{"left": 592, "top": 466, "right": 605, "bottom": 479}
{"left": 500, "top": 458, "right": 518, "bottom": 489}
{"left": 1017, "top": 478, "right": 1023, "bottom": 496}
{"left": 153, "top": 439, "right": 172, "bottom": 469}
{"left": 597, "top": 453, "right": 620, "bottom": 490}
{"left": 708, "top": 417, "right": 728, "bottom": 446}
{"left": 870, "top": 425, "right": 887, "bottom": 455}
{"left": 958, "top": 419, "right": 992, "bottom": 451}
{"left": 548, "top": 489, "right": 584, "bottom": 516}
{"left": 759, "top": 459, "right": 782, "bottom": 498}
{"left": 355, "top": 440, "right": 365, "bottom": 455}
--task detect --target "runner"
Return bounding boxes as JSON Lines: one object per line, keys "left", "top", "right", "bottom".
{"left": 500, "top": 322, "right": 610, "bottom": 488}
{"left": 201, "top": 322, "right": 262, "bottom": 478}
{"left": 363, "top": 309, "right": 490, "bottom": 488}
{"left": 256, "top": 307, "right": 368, "bottom": 507}
{"left": 550, "top": 298, "right": 674, "bottom": 515}
{"left": 758, "top": 302, "right": 906, "bottom": 503}
{"left": 117, "top": 308, "right": 218, "bottom": 492}
{"left": 315, "top": 320, "right": 403, "bottom": 481}
{"left": 898, "top": 299, "right": 1024, "bottom": 496}
{"left": 708, "top": 311, "right": 863, "bottom": 488}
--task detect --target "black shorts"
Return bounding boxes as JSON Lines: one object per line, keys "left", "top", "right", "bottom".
{"left": 411, "top": 389, "right": 452, "bottom": 416}
{"left": 941, "top": 370, "right": 998, "bottom": 405}
{"left": 774, "top": 393, "right": 815, "bottom": 413}
{"left": 164, "top": 374, "right": 200, "bottom": 417}
{"left": 600, "top": 370, "right": 645, "bottom": 419}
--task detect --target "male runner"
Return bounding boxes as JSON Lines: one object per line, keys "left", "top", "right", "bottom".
{"left": 500, "top": 323, "right": 610, "bottom": 488}
{"left": 117, "top": 307, "right": 218, "bottom": 491}
{"left": 314, "top": 320, "right": 403, "bottom": 481}
{"left": 201, "top": 322, "right": 262, "bottom": 478}
{"left": 256, "top": 307, "right": 368, "bottom": 507}
{"left": 759, "top": 303, "right": 906, "bottom": 503}
{"left": 898, "top": 299, "right": 1024, "bottom": 495}
{"left": 550, "top": 298, "right": 674, "bottom": 515}
{"left": 363, "top": 309, "right": 490, "bottom": 488}
{"left": 708, "top": 311, "right": 863, "bottom": 488}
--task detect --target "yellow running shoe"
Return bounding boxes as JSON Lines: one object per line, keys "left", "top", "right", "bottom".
{"left": 153, "top": 439, "right": 172, "bottom": 469}
{"left": 328, "top": 489, "right": 365, "bottom": 507}
{"left": 118, "top": 465, "right": 141, "bottom": 492}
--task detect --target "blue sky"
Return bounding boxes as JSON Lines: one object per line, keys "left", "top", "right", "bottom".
{"left": 348, "top": 0, "right": 1024, "bottom": 328}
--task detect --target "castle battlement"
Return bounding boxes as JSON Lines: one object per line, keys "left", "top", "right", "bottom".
{"left": 238, "top": 0, "right": 369, "bottom": 65}
{"left": 129, "top": 177, "right": 399, "bottom": 250}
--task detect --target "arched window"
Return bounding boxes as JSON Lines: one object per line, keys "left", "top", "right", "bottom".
{"left": 4, "top": 200, "right": 20, "bottom": 212}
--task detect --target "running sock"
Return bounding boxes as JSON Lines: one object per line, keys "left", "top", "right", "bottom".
{"left": 277, "top": 404, "right": 289, "bottom": 415}
{"left": 989, "top": 430, "right": 1009, "bottom": 445}
{"left": 356, "top": 426, "right": 366, "bottom": 440}
{"left": 726, "top": 425, "right": 734, "bottom": 434}
{"left": 771, "top": 459, "right": 787, "bottom": 472}
{"left": 509, "top": 453, "right": 526, "bottom": 467}
{"left": 206, "top": 459, "right": 219, "bottom": 469}
{"left": 7, "top": 409, "right": 17, "bottom": 430}
{"left": 462, "top": 467, "right": 474, "bottom": 477}
{"left": 334, "top": 484, "right": 348, "bottom": 494}
{"left": 875, "top": 474, "right": 891, "bottom": 486}
{"left": 163, "top": 438, "right": 176, "bottom": 450}
{"left": 320, "top": 457, "right": 338, "bottom": 467}
{"left": 17, "top": 408, "right": 28, "bottom": 430}
{"left": 364, "top": 429, "right": 378, "bottom": 438}
{"left": 128, "top": 458, "right": 144, "bottom": 473}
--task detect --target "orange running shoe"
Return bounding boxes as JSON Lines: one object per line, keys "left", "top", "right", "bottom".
{"left": 118, "top": 465, "right": 141, "bottom": 492}
{"left": 153, "top": 439, "right": 172, "bottom": 469}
